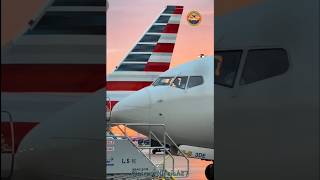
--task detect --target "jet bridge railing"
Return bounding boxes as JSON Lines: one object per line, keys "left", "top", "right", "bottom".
{"left": 110, "top": 123, "right": 190, "bottom": 179}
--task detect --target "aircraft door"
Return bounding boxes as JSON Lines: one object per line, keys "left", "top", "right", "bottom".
{"left": 1, "top": 111, "right": 15, "bottom": 179}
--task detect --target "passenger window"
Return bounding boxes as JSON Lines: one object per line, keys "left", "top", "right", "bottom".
{"left": 187, "top": 76, "right": 204, "bottom": 88}
{"left": 241, "top": 49, "right": 289, "bottom": 85}
{"left": 172, "top": 76, "right": 188, "bottom": 89}
{"left": 214, "top": 50, "right": 242, "bottom": 87}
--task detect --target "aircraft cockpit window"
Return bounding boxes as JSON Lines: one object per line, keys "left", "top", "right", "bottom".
{"left": 214, "top": 50, "right": 242, "bottom": 87}
{"left": 187, "top": 76, "right": 204, "bottom": 88}
{"left": 241, "top": 49, "right": 289, "bottom": 85}
{"left": 153, "top": 77, "right": 174, "bottom": 86}
{"left": 172, "top": 76, "right": 188, "bottom": 89}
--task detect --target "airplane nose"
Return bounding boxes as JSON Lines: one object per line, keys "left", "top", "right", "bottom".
{"left": 111, "top": 89, "right": 151, "bottom": 124}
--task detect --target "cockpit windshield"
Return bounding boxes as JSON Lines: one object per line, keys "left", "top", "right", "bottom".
{"left": 214, "top": 50, "right": 242, "bottom": 87}
{"left": 153, "top": 76, "right": 203, "bottom": 89}
{"left": 172, "top": 76, "right": 188, "bottom": 89}
{"left": 152, "top": 77, "right": 174, "bottom": 86}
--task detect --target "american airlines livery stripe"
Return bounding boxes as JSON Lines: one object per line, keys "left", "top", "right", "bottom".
{"left": 153, "top": 43, "right": 175, "bottom": 53}
{"left": 144, "top": 62, "right": 170, "bottom": 72}
{"left": 106, "top": 5, "right": 183, "bottom": 109}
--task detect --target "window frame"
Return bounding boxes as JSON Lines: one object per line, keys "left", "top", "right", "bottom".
{"left": 171, "top": 76, "right": 189, "bottom": 89}
{"left": 187, "top": 76, "right": 204, "bottom": 89}
{"left": 152, "top": 77, "right": 175, "bottom": 86}
{"left": 214, "top": 50, "right": 243, "bottom": 88}
{"left": 240, "top": 48, "right": 290, "bottom": 85}
{"left": 215, "top": 47, "right": 290, "bottom": 88}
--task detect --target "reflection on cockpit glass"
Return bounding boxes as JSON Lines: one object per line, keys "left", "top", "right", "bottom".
{"left": 153, "top": 77, "right": 174, "bottom": 86}
{"left": 214, "top": 50, "right": 242, "bottom": 87}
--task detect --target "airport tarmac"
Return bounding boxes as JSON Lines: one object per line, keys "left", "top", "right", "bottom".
{"left": 185, "top": 158, "right": 211, "bottom": 180}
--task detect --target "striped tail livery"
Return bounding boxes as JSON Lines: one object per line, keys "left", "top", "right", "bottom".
{"left": 106, "top": 5, "right": 184, "bottom": 110}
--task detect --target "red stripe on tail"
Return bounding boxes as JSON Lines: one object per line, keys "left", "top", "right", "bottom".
{"left": 153, "top": 43, "right": 175, "bottom": 53}
{"left": 144, "top": 62, "right": 170, "bottom": 72}
{"left": 174, "top": 6, "right": 184, "bottom": 14}
{"left": 163, "top": 24, "right": 180, "bottom": 33}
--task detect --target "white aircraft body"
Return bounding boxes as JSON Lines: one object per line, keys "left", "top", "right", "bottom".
{"left": 111, "top": 57, "right": 214, "bottom": 149}
{"left": 111, "top": 56, "right": 215, "bottom": 179}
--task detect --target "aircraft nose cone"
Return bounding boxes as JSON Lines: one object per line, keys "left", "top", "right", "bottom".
{"left": 111, "top": 89, "right": 151, "bottom": 124}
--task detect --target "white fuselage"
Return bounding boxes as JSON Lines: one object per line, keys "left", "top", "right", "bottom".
{"left": 111, "top": 57, "right": 214, "bottom": 149}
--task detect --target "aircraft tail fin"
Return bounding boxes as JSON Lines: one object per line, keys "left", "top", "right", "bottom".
{"left": 107, "top": 5, "right": 184, "bottom": 109}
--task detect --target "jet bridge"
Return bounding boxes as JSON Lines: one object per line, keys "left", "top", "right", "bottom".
{"left": 106, "top": 123, "right": 189, "bottom": 180}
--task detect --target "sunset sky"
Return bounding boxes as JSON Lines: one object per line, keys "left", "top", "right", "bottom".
{"left": 107, "top": 0, "right": 214, "bottom": 74}
{"left": 1, "top": 0, "right": 45, "bottom": 46}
